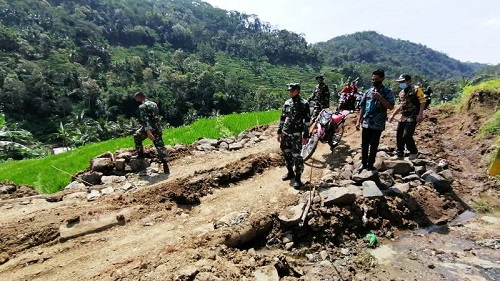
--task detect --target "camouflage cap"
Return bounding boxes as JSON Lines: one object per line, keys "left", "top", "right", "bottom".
{"left": 286, "top": 83, "right": 301, "bottom": 91}
{"left": 315, "top": 74, "right": 324, "bottom": 80}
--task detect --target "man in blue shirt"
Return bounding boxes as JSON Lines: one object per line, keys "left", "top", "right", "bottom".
{"left": 355, "top": 69, "right": 395, "bottom": 173}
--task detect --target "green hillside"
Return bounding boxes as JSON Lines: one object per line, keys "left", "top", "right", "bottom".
{"left": 315, "top": 31, "right": 483, "bottom": 88}
{"left": 0, "top": 0, "right": 495, "bottom": 164}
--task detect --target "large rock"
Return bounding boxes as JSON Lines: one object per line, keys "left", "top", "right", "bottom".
{"left": 81, "top": 172, "right": 103, "bottom": 186}
{"left": 0, "top": 252, "right": 9, "bottom": 265}
{"left": 373, "top": 158, "right": 387, "bottom": 172}
{"left": 390, "top": 183, "right": 410, "bottom": 194}
{"left": 352, "top": 169, "right": 378, "bottom": 184}
{"left": 319, "top": 186, "right": 360, "bottom": 206}
{"left": 101, "top": 175, "right": 126, "bottom": 185}
{"left": 100, "top": 186, "right": 115, "bottom": 195}
{"left": 129, "top": 158, "right": 149, "bottom": 173}
{"left": 320, "top": 172, "right": 335, "bottom": 183}
{"left": 378, "top": 171, "right": 395, "bottom": 187}
{"left": 64, "top": 181, "right": 86, "bottom": 190}
{"left": 0, "top": 184, "right": 16, "bottom": 194}
{"left": 228, "top": 142, "right": 244, "bottom": 151}
{"left": 116, "top": 151, "right": 132, "bottom": 159}
{"left": 438, "top": 169, "right": 454, "bottom": 183}
{"left": 384, "top": 160, "right": 414, "bottom": 176}
{"left": 362, "top": 181, "right": 383, "bottom": 197}
{"left": 254, "top": 265, "right": 280, "bottom": 281}
{"left": 87, "top": 189, "right": 101, "bottom": 201}
{"left": 403, "top": 174, "right": 422, "bottom": 183}
{"left": 279, "top": 203, "right": 306, "bottom": 226}
{"left": 422, "top": 171, "right": 452, "bottom": 193}
{"left": 219, "top": 137, "right": 236, "bottom": 144}
{"left": 218, "top": 142, "right": 229, "bottom": 151}
{"left": 63, "top": 192, "right": 88, "bottom": 201}
{"left": 174, "top": 266, "right": 199, "bottom": 281}
{"left": 115, "top": 159, "right": 126, "bottom": 171}
{"left": 414, "top": 165, "right": 426, "bottom": 176}
{"left": 120, "top": 181, "right": 135, "bottom": 191}
{"left": 91, "top": 157, "right": 115, "bottom": 173}
{"left": 215, "top": 211, "right": 249, "bottom": 228}
{"left": 340, "top": 164, "right": 354, "bottom": 180}
{"left": 197, "top": 138, "right": 219, "bottom": 147}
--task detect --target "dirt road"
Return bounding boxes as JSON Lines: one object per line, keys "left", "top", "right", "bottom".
{"left": 1, "top": 109, "right": 498, "bottom": 281}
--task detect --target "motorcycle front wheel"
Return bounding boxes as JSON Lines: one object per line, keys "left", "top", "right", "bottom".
{"left": 330, "top": 123, "right": 344, "bottom": 147}
{"left": 301, "top": 135, "right": 319, "bottom": 161}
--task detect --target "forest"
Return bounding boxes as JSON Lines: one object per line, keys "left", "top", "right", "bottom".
{"left": 0, "top": 0, "right": 498, "bottom": 161}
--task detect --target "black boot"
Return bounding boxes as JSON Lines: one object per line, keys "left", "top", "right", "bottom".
{"left": 131, "top": 151, "right": 145, "bottom": 159}
{"left": 293, "top": 174, "right": 304, "bottom": 189}
{"left": 163, "top": 162, "right": 170, "bottom": 174}
{"left": 282, "top": 166, "right": 294, "bottom": 181}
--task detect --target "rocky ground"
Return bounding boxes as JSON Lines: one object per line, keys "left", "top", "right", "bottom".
{"left": 0, "top": 105, "right": 499, "bottom": 281}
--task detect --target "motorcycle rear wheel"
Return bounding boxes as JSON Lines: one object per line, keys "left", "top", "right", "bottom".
{"left": 301, "top": 135, "right": 319, "bottom": 161}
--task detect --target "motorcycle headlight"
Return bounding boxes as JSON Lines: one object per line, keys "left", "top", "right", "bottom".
{"left": 319, "top": 112, "right": 331, "bottom": 125}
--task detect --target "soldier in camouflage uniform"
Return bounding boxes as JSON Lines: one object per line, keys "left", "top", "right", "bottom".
{"left": 277, "top": 83, "right": 311, "bottom": 188}
{"left": 308, "top": 75, "right": 330, "bottom": 120}
{"left": 133, "top": 91, "right": 169, "bottom": 174}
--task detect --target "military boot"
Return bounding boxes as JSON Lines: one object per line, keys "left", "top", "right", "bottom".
{"left": 131, "top": 151, "right": 145, "bottom": 160}
{"left": 163, "top": 162, "right": 170, "bottom": 174}
{"left": 293, "top": 174, "right": 304, "bottom": 189}
{"left": 281, "top": 166, "right": 294, "bottom": 181}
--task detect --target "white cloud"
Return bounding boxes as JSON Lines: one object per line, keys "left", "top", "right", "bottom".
{"left": 482, "top": 18, "right": 500, "bottom": 26}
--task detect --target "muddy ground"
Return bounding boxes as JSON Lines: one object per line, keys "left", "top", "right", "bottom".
{"left": 0, "top": 105, "right": 499, "bottom": 281}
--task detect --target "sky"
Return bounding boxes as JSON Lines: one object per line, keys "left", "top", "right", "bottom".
{"left": 203, "top": 0, "right": 500, "bottom": 65}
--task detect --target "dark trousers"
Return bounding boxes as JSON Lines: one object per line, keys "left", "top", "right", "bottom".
{"left": 134, "top": 127, "right": 168, "bottom": 163}
{"left": 396, "top": 121, "right": 418, "bottom": 156}
{"left": 361, "top": 128, "right": 382, "bottom": 168}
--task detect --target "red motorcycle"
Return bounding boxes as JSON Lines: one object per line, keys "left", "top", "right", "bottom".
{"left": 301, "top": 109, "right": 350, "bottom": 161}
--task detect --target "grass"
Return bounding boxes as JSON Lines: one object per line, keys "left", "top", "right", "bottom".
{"left": 452, "top": 78, "right": 500, "bottom": 138}
{"left": 0, "top": 110, "right": 280, "bottom": 194}
{"left": 457, "top": 78, "right": 500, "bottom": 112}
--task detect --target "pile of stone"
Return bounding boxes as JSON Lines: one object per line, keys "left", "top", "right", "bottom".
{"left": 62, "top": 127, "right": 273, "bottom": 202}
{"left": 317, "top": 150, "right": 454, "bottom": 206}
{"left": 195, "top": 129, "right": 271, "bottom": 152}
{"left": 279, "top": 149, "right": 456, "bottom": 227}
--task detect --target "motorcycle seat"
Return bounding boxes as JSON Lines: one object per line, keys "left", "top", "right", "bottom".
{"left": 331, "top": 114, "right": 344, "bottom": 124}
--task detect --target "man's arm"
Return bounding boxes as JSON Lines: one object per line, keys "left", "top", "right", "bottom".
{"left": 388, "top": 104, "right": 402, "bottom": 122}
{"left": 138, "top": 105, "right": 152, "bottom": 130}
{"left": 416, "top": 88, "right": 426, "bottom": 123}
{"left": 373, "top": 88, "right": 395, "bottom": 110}
{"left": 302, "top": 101, "right": 311, "bottom": 139}
{"left": 277, "top": 104, "right": 286, "bottom": 142}
{"left": 356, "top": 94, "right": 366, "bottom": 130}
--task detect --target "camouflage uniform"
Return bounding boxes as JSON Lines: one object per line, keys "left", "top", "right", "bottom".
{"left": 395, "top": 84, "right": 426, "bottom": 157}
{"left": 278, "top": 85, "right": 311, "bottom": 183}
{"left": 134, "top": 99, "right": 168, "bottom": 165}
{"left": 308, "top": 82, "right": 330, "bottom": 120}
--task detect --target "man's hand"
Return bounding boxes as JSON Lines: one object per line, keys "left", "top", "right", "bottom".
{"left": 416, "top": 113, "right": 424, "bottom": 124}
{"left": 302, "top": 137, "right": 308, "bottom": 145}
{"left": 355, "top": 120, "right": 361, "bottom": 131}
{"left": 388, "top": 114, "right": 394, "bottom": 123}
{"left": 372, "top": 92, "right": 382, "bottom": 101}
{"left": 277, "top": 134, "right": 281, "bottom": 142}
{"left": 146, "top": 130, "right": 155, "bottom": 141}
